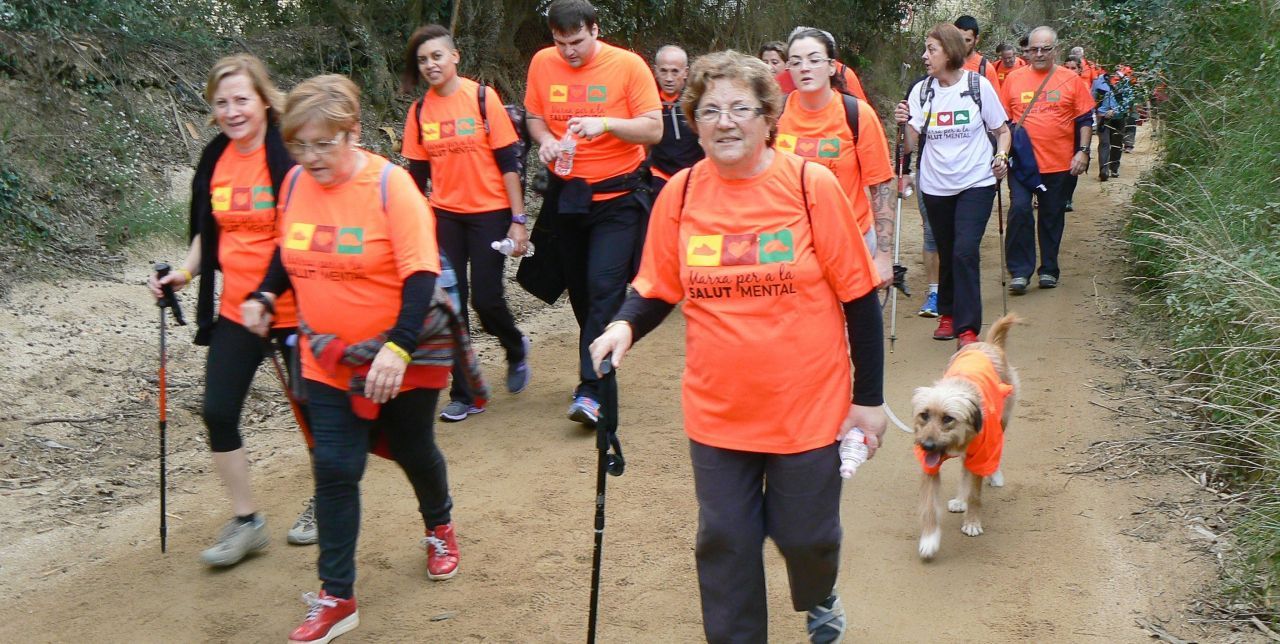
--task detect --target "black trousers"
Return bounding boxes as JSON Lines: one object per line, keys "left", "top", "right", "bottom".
{"left": 924, "top": 185, "right": 996, "bottom": 336}
{"left": 307, "top": 383, "right": 451, "bottom": 599}
{"left": 556, "top": 192, "right": 648, "bottom": 399}
{"left": 203, "top": 318, "right": 306, "bottom": 452}
{"left": 1098, "top": 118, "right": 1125, "bottom": 175}
{"left": 435, "top": 207, "right": 527, "bottom": 404}
{"left": 1007, "top": 171, "right": 1072, "bottom": 280}
{"left": 690, "top": 440, "right": 843, "bottom": 643}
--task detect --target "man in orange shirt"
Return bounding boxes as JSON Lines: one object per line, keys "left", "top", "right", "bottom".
{"left": 954, "top": 15, "right": 1001, "bottom": 88}
{"left": 993, "top": 43, "right": 1026, "bottom": 88}
{"left": 524, "top": 0, "right": 662, "bottom": 425}
{"left": 999, "top": 26, "right": 1093, "bottom": 292}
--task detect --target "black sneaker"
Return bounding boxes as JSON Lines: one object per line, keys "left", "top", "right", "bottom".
{"left": 1039, "top": 274, "right": 1059, "bottom": 289}
{"left": 806, "top": 594, "right": 846, "bottom": 644}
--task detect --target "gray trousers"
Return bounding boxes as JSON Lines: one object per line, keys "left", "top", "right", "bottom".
{"left": 690, "top": 440, "right": 843, "bottom": 644}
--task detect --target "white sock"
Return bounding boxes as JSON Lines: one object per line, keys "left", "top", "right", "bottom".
{"left": 929, "top": 284, "right": 939, "bottom": 294}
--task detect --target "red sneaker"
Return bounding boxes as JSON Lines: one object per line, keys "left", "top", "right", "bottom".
{"left": 423, "top": 522, "right": 460, "bottom": 580}
{"left": 956, "top": 329, "right": 979, "bottom": 348}
{"left": 288, "top": 591, "right": 358, "bottom": 644}
{"left": 933, "top": 315, "right": 955, "bottom": 340}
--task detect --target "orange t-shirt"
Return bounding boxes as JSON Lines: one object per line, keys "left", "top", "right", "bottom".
{"left": 401, "top": 77, "right": 518, "bottom": 214}
{"left": 775, "top": 90, "right": 894, "bottom": 235}
{"left": 913, "top": 349, "right": 1014, "bottom": 477}
{"left": 993, "top": 58, "right": 1026, "bottom": 87}
{"left": 278, "top": 152, "right": 441, "bottom": 390}
{"left": 963, "top": 52, "right": 1002, "bottom": 89}
{"left": 775, "top": 64, "right": 868, "bottom": 101}
{"left": 524, "top": 41, "right": 660, "bottom": 197}
{"left": 1000, "top": 66, "right": 1093, "bottom": 173}
{"left": 631, "top": 153, "right": 879, "bottom": 454}
{"left": 210, "top": 144, "right": 297, "bottom": 328}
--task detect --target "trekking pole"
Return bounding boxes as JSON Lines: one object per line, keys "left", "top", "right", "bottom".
{"left": 889, "top": 122, "right": 911, "bottom": 353}
{"left": 588, "top": 356, "right": 625, "bottom": 644}
{"left": 265, "top": 335, "right": 312, "bottom": 441}
{"left": 995, "top": 180, "right": 1008, "bottom": 315}
{"left": 152, "top": 262, "right": 186, "bottom": 553}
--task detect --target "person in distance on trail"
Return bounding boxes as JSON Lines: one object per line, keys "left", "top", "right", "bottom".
{"left": 1093, "top": 70, "right": 1125, "bottom": 182}
{"left": 1069, "top": 46, "right": 1103, "bottom": 83}
{"left": 895, "top": 23, "right": 1011, "bottom": 348}
{"left": 993, "top": 43, "right": 1026, "bottom": 88}
{"left": 523, "top": 0, "right": 661, "bottom": 427}
{"left": 953, "top": 15, "right": 1002, "bottom": 88}
{"left": 776, "top": 26, "right": 896, "bottom": 287}
{"left": 590, "top": 50, "right": 887, "bottom": 644}
{"left": 999, "top": 26, "right": 1094, "bottom": 293}
{"left": 400, "top": 24, "right": 532, "bottom": 424}
{"left": 242, "top": 74, "right": 482, "bottom": 644}
{"left": 648, "top": 44, "right": 704, "bottom": 196}
{"left": 1062, "top": 55, "right": 1084, "bottom": 212}
{"left": 758, "top": 40, "right": 787, "bottom": 75}
{"left": 146, "top": 53, "right": 317, "bottom": 568}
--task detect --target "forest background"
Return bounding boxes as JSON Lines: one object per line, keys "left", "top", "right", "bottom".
{"left": 0, "top": 0, "right": 1276, "bottom": 627}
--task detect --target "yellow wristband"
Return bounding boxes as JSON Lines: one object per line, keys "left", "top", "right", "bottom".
{"left": 178, "top": 268, "right": 194, "bottom": 283}
{"left": 384, "top": 342, "right": 413, "bottom": 364}
{"left": 601, "top": 117, "right": 610, "bottom": 133}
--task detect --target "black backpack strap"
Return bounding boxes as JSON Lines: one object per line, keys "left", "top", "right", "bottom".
{"left": 478, "top": 84, "right": 491, "bottom": 134}
{"left": 280, "top": 166, "right": 305, "bottom": 213}
{"left": 917, "top": 77, "right": 936, "bottom": 156}
{"left": 961, "top": 70, "right": 983, "bottom": 113}
{"left": 979, "top": 56, "right": 987, "bottom": 80}
{"left": 840, "top": 93, "right": 861, "bottom": 146}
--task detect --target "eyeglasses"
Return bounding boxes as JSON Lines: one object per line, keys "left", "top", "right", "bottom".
{"left": 1027, "top": 46, "right": 1055, "bottom": 55}
{"left": 786, "top": 56, "right": 832, "bottom": 70}
{"left": 286, "top": 132, "right": 347, "bottom": 158}
{"left": 692, "top": 105, "right": 766, "bottom": 123}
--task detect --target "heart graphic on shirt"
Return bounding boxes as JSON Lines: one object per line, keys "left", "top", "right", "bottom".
{"left": 722, "top": 234, "right": 759, "bottom": 266}
{"left": 795, "top": 138, "right": 818, "bottom": 157}
{"left": 310, "top": 225, "right": 336, "bottom": 253}
{"left": 728, "top": 240, "right": 751, "bottom": 258}
{"left": 937, "top": 111, "right": 954, "bottom": 126}
{"left": 231, "top": 187, "right": 252, "bottom": 211}
{"left": 568, "top": 85, "right": 587, "bottom": 102}
{"left": 440, "top": 121, "right": 456, "bottom": 138}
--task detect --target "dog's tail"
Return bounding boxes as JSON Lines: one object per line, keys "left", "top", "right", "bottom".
{"left": 985, "top": 313, "right": 1022, "bottom": 349}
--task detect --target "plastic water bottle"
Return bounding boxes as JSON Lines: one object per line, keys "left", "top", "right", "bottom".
{"left": 554, "top": 131, "right": 578, "bottom": 176}
{"left": 491, "top": 238, "right": 535, "bottom": 258}
{"left": 839, "top": 428, "right": 869, "bottom": 479}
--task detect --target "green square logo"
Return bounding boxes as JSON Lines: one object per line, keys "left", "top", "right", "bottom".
{"left": 456, "top": 118, "right": 476, "bottom": 135}
{"left": 587, "top": 85, "right": 608, "bottom": 103}
{"left": 818, "top": 138, "right": 840, "bottom": 158}
{"left": 1046, "top": 90, "right": 1061, "bottom": 102}
{"left": 251, "top": 185, "right": 275, "bottom": 209}
{"left": 336, "top": 227, "right": 364, "bottom": 254}
{"left": 953, "top": 110, "right": 971, "bottom": 125}
{"left": 758, "top": 229, "right": 795, "bottom": 263}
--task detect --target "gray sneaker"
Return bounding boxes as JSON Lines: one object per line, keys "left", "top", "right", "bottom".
{"left": 507, "top": 336, "right": 532, "bottom": 394}
{"left": 439, "top": 400, "right": 484, "bottom": 422}
{"left": 287, "top": 497, "right": 318, "bottom": 545}
{"left": 200, "top": 515, "right": 268, "bottom": 567}
{"left": 1009, "top": 276, "right": 1029, "bottom": 295}
{"left": 806, "top": 594, "right": 846, "bottom": 644}
{"left": 1038, "top": 274, "right": 1059, "bottom": 289}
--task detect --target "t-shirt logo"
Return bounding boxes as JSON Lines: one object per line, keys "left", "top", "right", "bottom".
{"left": 457, "top": 118, "right": 476, "bottom": 136}
{"left": 550, "top": 84, "right": 569, "bottom": 103}
{"left": 336, "top": 227, "right": 364, "bottom": 254}
{"left": 231, "top": 187, "right": 252, "bottom": 211}
{"left": 211, "top": 187, "right": 231, "bottom": 212}
{"left": 440, "top": 121, "right": 456, "bottom": 138}
{"left": 423, "top": 122, "right": 441, "bottom": 141}
{"left": 310, "top": 225, "right": 336, "bottom": 253}
{"left": 549, "top": 84, "right": 608, "bottom": 104}
{"left": 587, "top": 85, "right": 607, "bottom": 102}
{"left": 818, "top": 139, "right": 840, "bottom": 158}
{"left": 252, "top": 186, "right": 275, "bottom": 209}
{"left": 422, "top": 117, "right": 479, "bottom": 142}
{"left": 685, "top": 229, "right": 795, "bottom": 266}
{"left": 775, "top": 134, "right": 797, "bottom": 153}
{"left": 285, "top": 223, "right": 316, "bottom": 250}
{"left": 1045, "top": 90, "right": 1061, "bottom": 102}
{"left": 286, "top": 223, "right": 364, "bottom": 255}
{"left": 929, "top": 110, "right": 972, "bottom": 126}
{"left": 1020, "top": 91, "right": 1035, "bottom": 103}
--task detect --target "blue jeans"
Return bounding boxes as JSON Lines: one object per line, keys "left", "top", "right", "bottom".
{"left": 1006, "top": 171, "right": 1071, "bottom": 280}
{"left": 306, "top": 382, "right": 452, "bottom": 598}
{"left": 923, "top": 185, "right": 996, "bottom": 335}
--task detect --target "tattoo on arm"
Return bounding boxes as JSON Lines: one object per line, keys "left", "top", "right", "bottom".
{"left": 871, "top": 181, "right": 895, "bottom": 255}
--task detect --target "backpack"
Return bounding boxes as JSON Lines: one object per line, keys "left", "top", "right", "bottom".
{"left": 414, "top": 85, "right": 532, "bottom": 178}
{"left": 917, "top": 70, "right": 994, "bottom": 156}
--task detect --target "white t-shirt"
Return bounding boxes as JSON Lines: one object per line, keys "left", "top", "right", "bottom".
{"left": 908, "top": 71, "right": 1008, "bottom": 196}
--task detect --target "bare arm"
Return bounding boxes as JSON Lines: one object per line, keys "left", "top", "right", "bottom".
{"left": 527, "top": 114, "right": 562, "bottom": 165}
{"left": 568, "top": 110, "right": 662, "bottom": 145}
{"left": 870, "top": 180, "right": 896, "bottom": 287}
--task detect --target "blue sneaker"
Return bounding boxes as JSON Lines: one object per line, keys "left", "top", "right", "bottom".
{"left": 568, "top": 395, "right": 600, "bottom": 427}
{"left": 917, "top": 291, "right": 939, "bottom": 318}
{"left": 506, "top": 336, "right": 532, "bottom": 394}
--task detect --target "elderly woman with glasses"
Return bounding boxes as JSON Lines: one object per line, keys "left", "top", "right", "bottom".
{"left": 241, "top": 74, "right": 482, "bottom": 644}
{"left": 775, "top": 27, "right": 896, "bottom": 286}
{"left": 590, "top": 50, "right": 886, "bottom": 644}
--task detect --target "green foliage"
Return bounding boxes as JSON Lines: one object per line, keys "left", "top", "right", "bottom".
{"left": 1113, "top": 0, "right": 1280, "bottom": 621}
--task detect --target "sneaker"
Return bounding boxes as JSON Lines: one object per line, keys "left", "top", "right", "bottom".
{"left": 1098, "top": 170, "right": 1109, "bottom": 182}
{"left": 1039, "top": 274, "right": 1058, "bottom": 289}
{"left": 932, "top": 315, "right": 955, "bottom": 341}
{"left": 956, "top": 330, "right": 979, "bottom": 348}
{"left": 200, "top": 515, "right": 269, "bottom": 567}
{"left": 568, "top": 395, "right": 601, "bottom": 427}
{"left": 506, "top": 336, "right": 532, "bottom": 394}
{"left": 288, "top": 591, "right": 358, "bottom": 644}
{"left": 288, "top": 497, "right": 318, "bottom": 545}
{"left": 1009, "top": 277, "right": 1029, "bottom": 295}
{"left": 439, "top": 399, "right": 484, "bottom": 422}
{"left": 917, "top": 291, "right": 939, "bottom": 318}
{"left": 1065, "top": 200, "right": 1074, "bottom": 212}
{"left": 806, "top": 594, "right": 846, "bottom": 644}
{"left": 421, "top": 522, "right": 460, "bottom": 580}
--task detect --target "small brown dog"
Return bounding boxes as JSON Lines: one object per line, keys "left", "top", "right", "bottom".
{"left": 912, "top": 314, "right": 1021, "bottom": 560}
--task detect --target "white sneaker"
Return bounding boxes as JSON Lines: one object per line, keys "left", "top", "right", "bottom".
{"left": 288, "top": 497, "right": 318, "bottom": 545}
{"left": 200, "top": 515, "right": 268, "bottom": 567}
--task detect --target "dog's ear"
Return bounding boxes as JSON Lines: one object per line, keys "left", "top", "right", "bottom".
{"left": 967, "top": 398, "right": 984, "bottom": 433}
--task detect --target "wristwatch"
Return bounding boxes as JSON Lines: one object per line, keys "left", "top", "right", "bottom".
{"left": 511, "top": 213, "right": 529, "bottom": 225}
{"left": 1076, "top": 146, "right": 1090, "bottom": 155}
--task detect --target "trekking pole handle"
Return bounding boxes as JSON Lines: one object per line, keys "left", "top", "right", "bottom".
{"left": 153, "top": 262, "right": 187, "bottom": 326}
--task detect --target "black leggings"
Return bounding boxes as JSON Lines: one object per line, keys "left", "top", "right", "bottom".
{"left": 435, "top": 207, "right": 527, "bottom": 404}
{"left": 203, "top": 319, "right": 306, "bottom": 453}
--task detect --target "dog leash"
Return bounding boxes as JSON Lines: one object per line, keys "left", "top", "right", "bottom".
{"left": 884, "top": 402, "right": 914, "bottom": 434}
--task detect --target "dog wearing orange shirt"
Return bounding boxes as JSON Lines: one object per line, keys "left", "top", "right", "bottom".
{"left": 912, "top": 314, "right": 1021, "bottom": 560}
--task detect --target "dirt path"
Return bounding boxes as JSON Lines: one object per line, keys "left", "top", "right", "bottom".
{"left": 0, "top": 128, "right": 1232, "bottom": 642}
